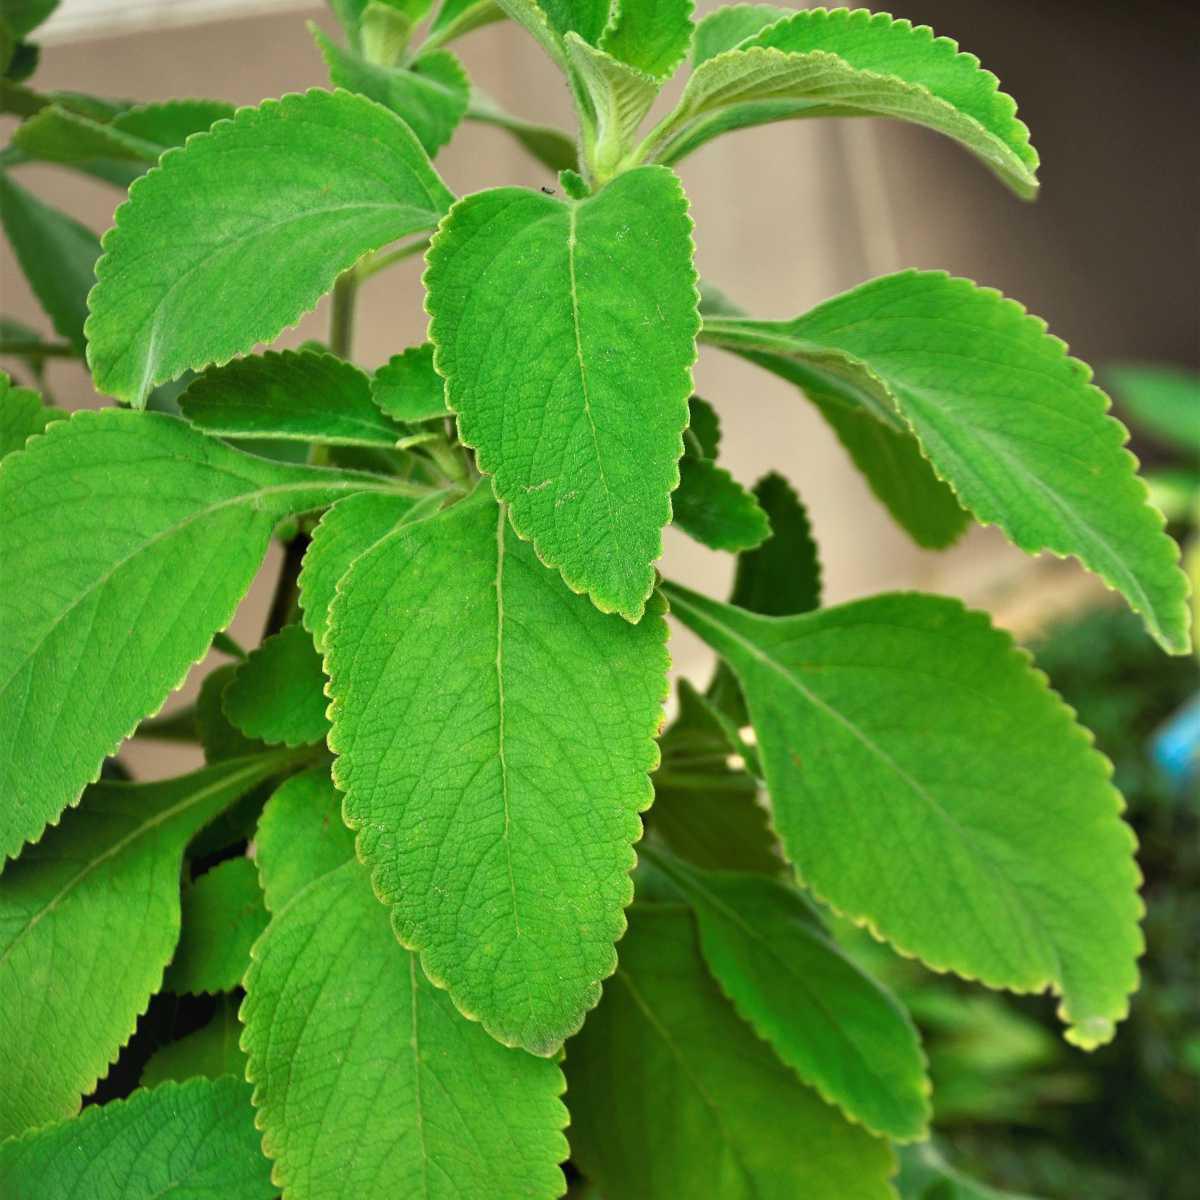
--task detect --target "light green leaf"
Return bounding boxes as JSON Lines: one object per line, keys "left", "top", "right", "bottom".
{"left": 651, "top": 679, "right": 781, "bottom": 876}
{"left": 243, "top": 852, "right": 568, "bottom": 1196}
{"left": 703, "top": 270, "right": 1191, "bottom": 652}
{"left": 299, "top": 490, "right": 439, "bottom": 653}
{"left": 0, "top": 170, "right": 100, "bottom": 354}
{"left": 253, "top": 766, "right": 357, "bottom": 914}
{"left": 0, "top": 1077, "right": 273, "bottom": 1200}
{"left": 663, "top": 583, "right": 1144, "bottom": 1050}
{"left": 326, "top": 487, "right": 668, "bottom": 1053}
{"left": 328, "top": 0, "right": 434, "bottom": 50}
{"left": 180, "top": 349, "right": 403, "bottom": 448}
{"left": 0, "top": 754, "right": 293, "bottom": 1138}
{"left": 163, "top": 856, "right": 269, "bottom": 995}
{"left": 1107, "top": 363, "right": 1200, "bottom": 457}
{"left": 371, "top": 342, "right": 447, "bottom": 423}
{"left": 87, "top": 88, "right": 454, "bottom": 408}
{"left": 223, "top": 624, "right": 331, "bottom": 748}
{"left": 565, "top": 903, "right": 896, "bottom": 1199}
{"left": 426, "top": 165, "right": 698, "bottom": 620}
{"left": 10, "top": 98, "right": 236, "bottom": 167}
{"left": 426, "top": 0, "right": 504, "bottom": 51}
{"left": 541, "top": 0, "right": 610, "bottom": 44}
{"left": 565, "top": 33, "right": 659, "bottom": 182}
{"left": 601, "top": 0, "right": 694, "bottom": 79}
{"left": 648, "top": 7, "right": 1039, "bottom": 198}
{"left": 0, "top": 408, "right": 405, "bottom": 861}
{"left": 466, "top": 86, "right": 579, "bottom": 172}
{"left": 648, "top": 848, "right": 931, "bottom": 1141}
{"left": 673, "top": 423, "right": 770, "bottom": 552}
{"left": 311, "top": 25, "right": 469, "bottom": 156}
{"left": 140, "top": 997, "right": 249, "bottom": 1087}
{"left": 0, "top": 370, "right": 63, "bottom": 459}
{"left": 691, "top": 2, "right": 786, "bottom": 66}
{"left": 493, "top": 0, "right": 570, "bottom": 68}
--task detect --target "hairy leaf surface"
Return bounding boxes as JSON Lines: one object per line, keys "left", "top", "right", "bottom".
{"left": 704, "top": 271, "right": 1191, "bottom": 652}
{"left": 601, "top": 0, "right": 695, "bottom": 79}
{"left": 370, "top": 342, "right": 447, "bottom": 423}
{"left": 650, "top": 849, "right": 931, "bottom": 1140}
{"left": 243, "top": 788, "right": 568, "bottom": 1198}
{"left": 651, "top": 7, "right": 1038, "bottom": 197}
{"left": 0, "top": 170, "right": 99, "bottom": 353}
{"left": 87, "top": 88, "right": 454, "bottom": 406}
{"left": 0, "top": 1077, "right": 272, "bottom": 1200}
{"left": 311, "top": 25, "right": 469, "bottom": 156}
{"left": 0, "top": 755, "right": 292, "bottom": 1138}
{"left": 426, "top": 165, "right": 698, "bottom": 619}
{"left": 326, "top": 487, "right": 668, "bottom": 1052}
{"left": 299, "top": 490, "right": 436, "bottom": 652}
{"left": 180, "top": 350, "right": 402, "bottom": 448}
{"left": 0, "top": 370, "right": 62, "bottom": 459}
{"left": 691, "top": 3, "right": 785, "bottom": 65}
{"left": 663, "top": 583, "right": 1143, "bottom": 1049}
{"left": 0, "top": 408, "right": 400, "bottom": 860}
{"left": 164, "top": 856, "right": 269, "bottom": 995}
{"left": 565, "top": 904, "right": 895, "bottom": 1198}
{"left": 223, "top": 624, "right": 331, "bottom": 748}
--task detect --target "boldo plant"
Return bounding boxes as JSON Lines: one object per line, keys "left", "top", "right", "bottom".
{"left": 0, "top": 2, "right": 1192, "bottom": 1197}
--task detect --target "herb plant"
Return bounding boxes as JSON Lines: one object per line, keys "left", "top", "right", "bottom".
{"left": 0, "top": 2, "right": 1192, "bottom": 1197}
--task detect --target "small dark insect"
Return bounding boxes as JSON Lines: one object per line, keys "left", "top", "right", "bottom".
{"left": 540, "top": 185, "right": 556, "bottom": 195}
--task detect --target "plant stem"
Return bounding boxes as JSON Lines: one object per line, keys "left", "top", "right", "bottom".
{"left": 329, "top": 270, "right": 359, "bottom": 360}
{"left": 263, "top": 531, "right": 310, "bottom": 639}
{"left": 357, "top": 236, "right": 429, "bottom": 281}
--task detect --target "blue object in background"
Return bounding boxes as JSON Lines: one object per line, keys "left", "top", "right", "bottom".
{"left": 1152, "top": 692, "right": 1200, "bottom": 791}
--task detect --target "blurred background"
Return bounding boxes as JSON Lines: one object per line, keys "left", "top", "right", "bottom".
{"left": 2, "top": 1, "right": 1197, "bottom": 1196}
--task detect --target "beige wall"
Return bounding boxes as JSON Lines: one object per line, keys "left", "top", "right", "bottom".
{"left": 7, "top": 1, "right": 1168, "bottom": 772}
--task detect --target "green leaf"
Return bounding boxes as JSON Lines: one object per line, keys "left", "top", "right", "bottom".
{"left": 730, "top": 471, "right": 821, "bottom": 616}
{"left": 466, "top": 86, "right": 579, "bottom": 172}
{"left": 648, "top": 848, "right": 931, "bottom": 1141}
{"left": 426, "top": 165, "right": 698, "bottom": 619}
{"left": 703, "top": 271, "right": 1191, "bottom": 653}
{"left": 180, "top": 349, "right": 402, "bottom": 448}
{"left": 541, "top": 0, "right": 610, "bottom": 45}
{"left": 699, "top": 281, "right": 968, "bottom": 550}
{"left": 243, "top": 845, "right": 568, "bottom": 1196}
{"left": 672, "top": 416, "right": 770, "bottom": 551}
{"left": 0, "top": 1077, "right": 273, "bottom": 1200}
{"left": 0, "top": 370, "right": 62, "bottom": 459}
{"left": 601, "top": 0, "right": 694, "bottom": 79}
{"left": 299, "top": 490, "right": 437, "bottom": 653}
{"left": 10, "top": 98, "right": 235, "bottom": 167}
{"left": 163, "top": 856, "right": 269, "bottom": 995}
{"left": 311, "top": 25, "right": 469, "bottom": 156}
{"left": 0, "top": 408, "right": 404, "bottom": 861}
{"left": 0, "top": 170, "right": 100, "bottom": 354}
{"left": 565, "top": 33, "right": 659, "bottom": 182}
{"left": 87, "top": 88, "right": 454, "bottom": 408}
{"left": 1107, "top": 363, "right": 1200, "bottom": 457}
{"left": 651, "top": 679, "right": 781, "bottom": 876}
{"left": 662, "top": 583, "right": 1144, "bottom": 1050}
{"left": 197, "top": 663, "right": 267, "bottom": 763}
{"left": 253, "top": 766, "right": 357, "bottom": 914}
{"left": 223, "top": 624, "right": 331, "bottom": 748}
{"left": 565, "top": 903, "right": 896, "bottom": 1199}
{"left": 0, "top": 0, "right": 58, "bottom": 40}
{"left": 140, "top": 997, "right": 249, "bottom": 1087}
{"left": 325, "top": 487, "right": 668, "bottom": 1053}
{"left": 427, "top": 0, "right": 504, "bottom": 50}
{"left": 691, "top": 3, "right": 786, "bottom": 66}
{"left": 370, "top": 341, "right": 447, "bottom": 423}
{"left": 648, "top": 7, "right": 1039, "bottom": 198}
{"left": 707, "top": 470, "right": 822, "bottom": 721}
{"left": 0, "top": 754, "right": 293, "bottom": 1138}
